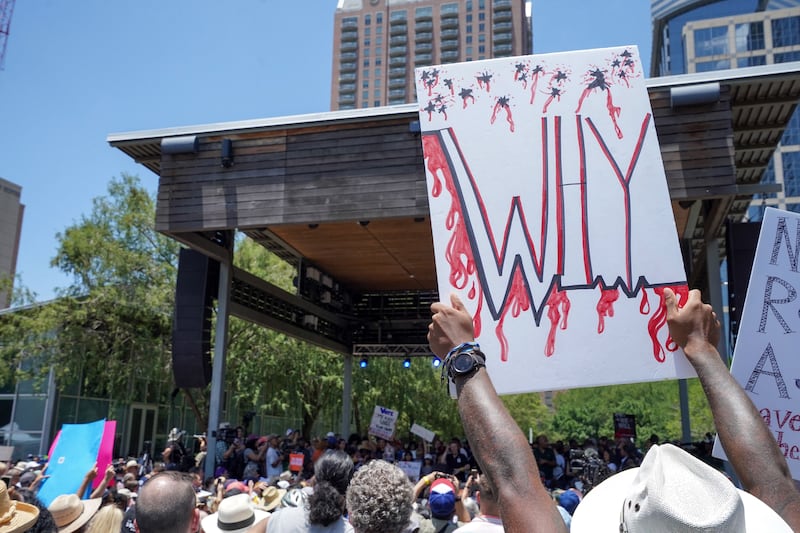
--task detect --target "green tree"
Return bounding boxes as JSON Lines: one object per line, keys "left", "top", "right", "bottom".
{"left": 0, "top": 174, "right": 179, "bottom": 400}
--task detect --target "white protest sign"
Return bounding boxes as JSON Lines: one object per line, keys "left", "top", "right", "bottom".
{"left": 416, "top": 46, "right": 690, "bottom": 394}
{"left": 397, "top": 460, "right": 423, "bottom": 482}
{"left": 410, "top": 423, "right": 435, "bottom": 443}
{"left": 369, "top": 406, "right": 399, "bottom": 441}
{"left": 716, "top": 208, "right": 800, "bottom": 478}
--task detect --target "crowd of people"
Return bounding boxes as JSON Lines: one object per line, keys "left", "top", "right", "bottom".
{"left": 1, "top": 288, "right": 799, "bottom": 532}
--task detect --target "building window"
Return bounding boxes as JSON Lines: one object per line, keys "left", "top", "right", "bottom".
{"left": 377, "top": 36, "right": 383, "bottom": 45}
{"left": 772, "top": 16, "right": 800, "bottom": 48}
{"left": 467, "top": 14, "right": 473, "bottom": 22}
{"left": 695, "top": 58, "right": 730, "bottom": 72}
{"left": 363, "top": 69, "right": 369, "bottom": 79}
{"left": 364, "top": 37, "right": 371, "bottom": 46}
{"left": 374, "top": 88, "right": 381, "bottom": 98}
{"left": 442, "top": 3, "right": 459, "bottom": 14}
{"left": 782, "top": 151, "right": 800, "bottom": 197}
{"left": 467, "top": 0, "right": 472, "bottom": 11}
{"left": 736, "top": 55, "right": 766, "bottom": 68}
{"left": 365, "top": 27, "right": 371, "bottom": 36}
{"left": 776, "top": 50, "right": 800, "bottom": 63}
{"left": 376, "top": 47, "right": 382, "bottom": 56}
{"left": 375, "top": 67, "right": 382, "bottom": 77}
{"left": 364, "top": 48, "right": 370, "bottom": 57}
{"left": 479, "top": 34, "right": 485, "bottom": 42}
{"left": 365, "top": 14, "right": 371, "bottom": 25}
{"left": 479, "top": 45, "right": 485, "bottom": 53}
{"left": 694, "top": 26, "right": 728, "bottom": 57}
{"left": 467, "top": 46, "right": 473, "bottom": 56}
{"left": 478, "top": 12, "right": 485, "bottom": 21}
{"left": 363, "top": 80, "right": 369, "bottom": 88}
{"left": 362, "top": 90, "right": 369, "bottom": 100}
{"left": 416, "top": 6, "right": 432, "bottom": 17}
{"left": 479, "top": 23, "right": 485, "bottom": 32}
{"left": 377, "top": 12, "right": 383, "bottom": 24}
{"left": 391, "top": 10, "right": 407, "bottom": 21}
{"left": 782, "top": 112, "right": 800, "bottom": 146}
{"left": 362, "top": 101, "right": 369, "bottom": 108}
{"left": 467, "top": 25, "right": 472, "bottom": 33}
{"left": 479, "top": 0, "right": 485, "bottom": 8}
{"left": 375, "top": 57, "right": 382, "bottom": 65}
{"left": 374, "top": 100, "right": 381, "bottom": 106}
{"left": 735, "top": 21, "right": 764, "bottom": 52}
{"left": 377, "top": 26, "right": 383, "bottom": 35}
{"left": 363, "top": 59, "right": 370, "bottom": 67}
{"left": 466, "top": 35, "right": 473, "bottom": 44}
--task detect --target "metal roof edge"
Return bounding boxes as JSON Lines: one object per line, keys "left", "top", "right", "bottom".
{"left": 107, "top": 103, "right": 420, "bottom": 145}
{"left": 645, "top": 61, "right": 800, "bottom": 89}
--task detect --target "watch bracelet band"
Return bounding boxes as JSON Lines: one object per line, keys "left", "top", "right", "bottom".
{"left": 441, "top": 342, "right": 481, "bottom": 383}
{"left": 445, "top": 348, "right": 486, "bottom": 383}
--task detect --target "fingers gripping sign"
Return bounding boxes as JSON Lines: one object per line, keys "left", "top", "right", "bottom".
{"left": 429, "top": 294, "right": 476, "bottom": 357}
{"left": 664, "top": 288, "right": 721, "bottom": 353}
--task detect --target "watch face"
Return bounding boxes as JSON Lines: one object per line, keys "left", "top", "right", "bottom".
{"left": 453, "top": 352, "right": 475, "bottom": 373}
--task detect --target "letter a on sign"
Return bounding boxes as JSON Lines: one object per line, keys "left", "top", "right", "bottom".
{"left": 416, "top": 46, "right": 690, "bottom": 394}
{"left": 722, "top": 208, "right": 800, "bottom": 479}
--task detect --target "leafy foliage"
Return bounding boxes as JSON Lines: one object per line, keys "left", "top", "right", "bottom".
{"left": 0, "top": 174, "right": 179, "bottom": 400}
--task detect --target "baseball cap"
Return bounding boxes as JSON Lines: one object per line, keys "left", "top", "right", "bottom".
{"left": 428, "top": 477, "right": 456, "bottom": 519}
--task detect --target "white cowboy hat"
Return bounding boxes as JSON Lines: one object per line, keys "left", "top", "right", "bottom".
{"left": 47, "top": 494, "right": 102, "bottom": 533}
{"left": 0, "top": 480, "right": 38, "bottom": 533}
{"left": 201, "top": 494, "right": 269, "bottom": 533}
{"left": 571, "top": 443, "right": 792, "bottom": 532}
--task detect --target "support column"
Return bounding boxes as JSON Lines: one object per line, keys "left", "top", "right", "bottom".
{"left": 205, "top": 247, "right": 233, "bottom": 480}
{"left": 341, "top": 354, "right": 352, "bottom": 437}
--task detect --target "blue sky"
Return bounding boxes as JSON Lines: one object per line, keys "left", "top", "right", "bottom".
{"left": 0, "top": 0, "right": 651, "bottom": 302}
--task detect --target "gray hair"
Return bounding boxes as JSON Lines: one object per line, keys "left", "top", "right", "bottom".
{"left": 346, "top": 460, "right": 413, "bottom": 533}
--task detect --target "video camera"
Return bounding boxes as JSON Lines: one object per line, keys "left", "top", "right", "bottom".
{"left": 218, "top": 427, "right": 238, "bottom": 446}
{"left": 569, "top": 448, "right": 609, "bottom": 492}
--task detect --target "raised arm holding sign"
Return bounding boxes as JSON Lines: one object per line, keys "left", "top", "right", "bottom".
{"left": 664, "top": 287, "right": 800, "bottom": 530}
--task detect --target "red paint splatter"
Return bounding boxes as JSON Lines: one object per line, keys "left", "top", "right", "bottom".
{"left": 639, "top": 287, "right": 650, "bottom": 314}
{"left": 495, "top": 269, "right": 531, "bottom": 361}
{"left": 490, "top": 97, "right": 515, "bottom": 132}
{"left": 596, "top": 287, "right": 620, "bottom": 334}
{"left": 544, "top": 287, "right": 571, "bottom": 357}
{"left": 423, "top": 133, "right": 485, "bottom": 341}
{"left": 606, "top": 90, "right": 622, "bottom": 139}
{"left": 646, "top": 284, "right": 689, "bottom": 362}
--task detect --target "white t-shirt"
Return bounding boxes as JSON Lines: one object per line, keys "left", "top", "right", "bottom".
{"left": 453, "top": 515, "right": 503, "bottom": 532}
{"left": 267, "top": 506, "right": 353, "bottom": 533}
{"left": 266, "top": 446, "right": 282, "bottom": 479}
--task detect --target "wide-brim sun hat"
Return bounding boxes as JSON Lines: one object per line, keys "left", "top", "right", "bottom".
{"left": 0, "top": 480, "right": 39, "bottom": 533}
{"left": 201, "top": 493, "right": 270, "bottom": 533}
{"left": 571, "top": 443, "right": 792, "bottom": 532}
{"left": 47, "top": 494, "right": 102, "bottom": 533}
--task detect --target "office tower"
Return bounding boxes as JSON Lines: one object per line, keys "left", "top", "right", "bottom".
{"left": 0, "top": 178, "right": 23, "bottom": 309}
{"left": 331, "top": 0, "right": 532, "bottom": 110}
{"left": 651, "top": 0, "right": 800, "bottom": 217}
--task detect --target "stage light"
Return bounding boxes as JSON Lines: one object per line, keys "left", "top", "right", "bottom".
{"left": 432, "top": 357, "right": 441, "bottom": 368}
{"left": 359, "top": 358, "right": 368, "bottom": 369}
{"left": 403, "top": 358, "right": 411, "bottom": 368}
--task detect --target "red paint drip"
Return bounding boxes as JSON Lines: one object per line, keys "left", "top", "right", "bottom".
{"left": 596, "top": 287, "right": 620, "bottom": 334}
{"left": 646, "top": 284, "right": 689, "bottom": 362}
{"left": 544, "top": 288, "right": 571, "bottom": 357}
{"left": 639, "top": 287, "right": 650, "bottom": 314}
{"left": 423, "top": 132, "right": 485, "bottom": 339}
{"left": 495, "top": 269, "right": 531, "bottom": 361}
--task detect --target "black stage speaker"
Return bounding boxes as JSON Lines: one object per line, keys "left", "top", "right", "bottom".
{"left": 726, "top": 220, "right": 761, "bottom": 342}
{"left": 172, "top": 248, "right": 220, "bottom": 388}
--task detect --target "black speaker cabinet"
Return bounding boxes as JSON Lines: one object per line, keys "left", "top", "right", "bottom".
{"left": 726, "top": 220, "right": 761, "bottom": 340}
{"left": 172, "top": 248, "right": 220, "bottom": 388}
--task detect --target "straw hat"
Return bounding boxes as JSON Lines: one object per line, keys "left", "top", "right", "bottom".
{"left": 259, "top": 486, "right": 286, "bottom": 512}
{"left": 47, "top": 494, "right": 102, "bottom": 533}
{"left": 571, "top": 444, "right": 792, "bottom": 532}
{"left": 201, "top": 494, "right": 269, "bottom": 533}
{"left": 0, "top": 480, "right": 39, "bottom": 533}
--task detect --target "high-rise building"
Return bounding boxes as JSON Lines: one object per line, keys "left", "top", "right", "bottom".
{"left": 0, "top": 177, "right": 23, "bottom": 309}
{"left": 331, "top": 0, "right": 532, "bottom": 110}
{"left": 651, "top": 0, "right": 800, "bottom": 218}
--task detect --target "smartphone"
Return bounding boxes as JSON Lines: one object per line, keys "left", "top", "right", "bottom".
{"left": 470, "top": 468, "right": 478, "bottom": 478}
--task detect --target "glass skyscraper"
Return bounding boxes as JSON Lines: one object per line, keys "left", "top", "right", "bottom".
{"left": 651, "top": 0, "right": 800, "bottom": 219}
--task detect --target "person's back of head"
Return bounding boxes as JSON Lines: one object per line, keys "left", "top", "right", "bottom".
{"left": 86, "top": 503, "right": 124, "bottom": 533}
{"left": 135, "top": 471, "right": 198, "bottom": 533}
{"left": 346, "top": 459, "right": 413, "bottom": 533}
{"left": 309, "top": 450, "right": 354, "bottom": 526}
